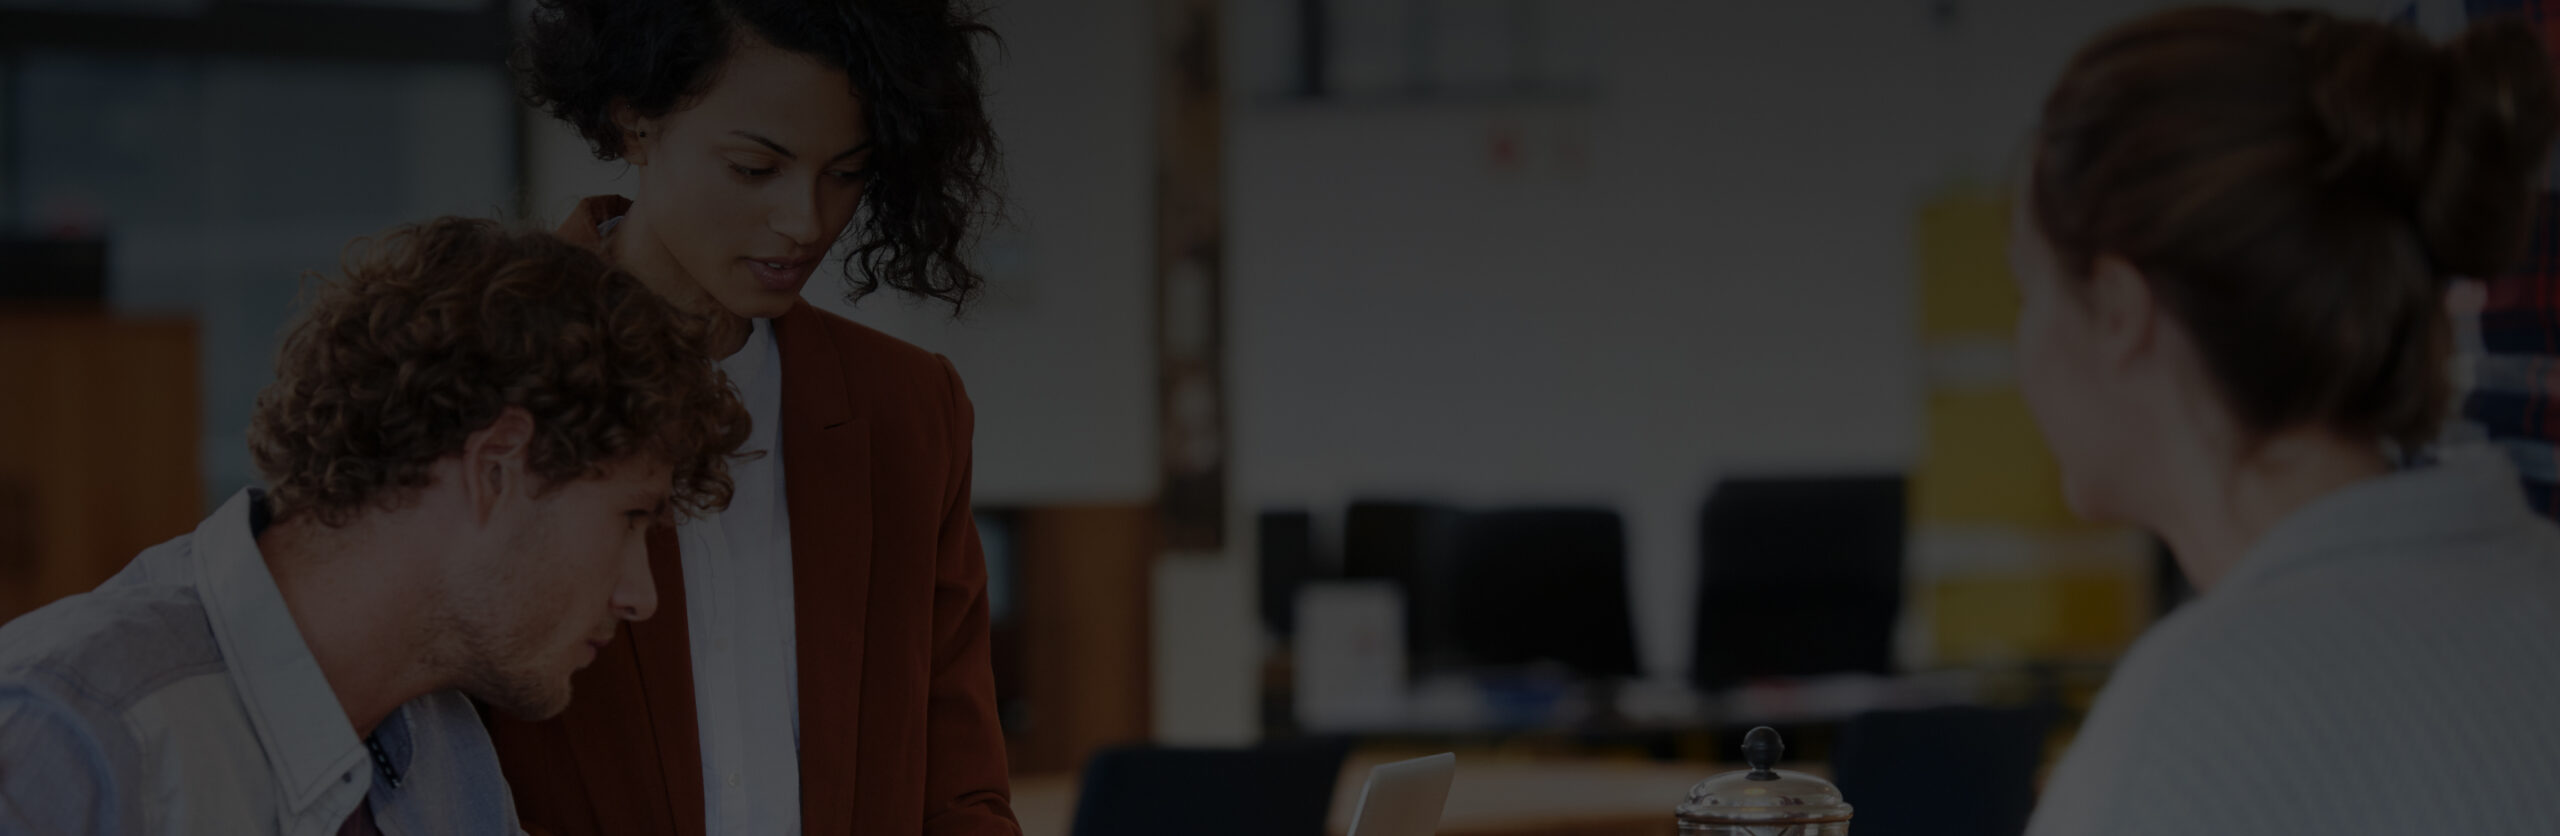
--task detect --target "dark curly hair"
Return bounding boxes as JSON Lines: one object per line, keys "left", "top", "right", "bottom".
{"left": 515, "top": 0, "right": 1003, "bottom": 314}
{"left": 249, "top": 217, "right": 754, "bottom": 527}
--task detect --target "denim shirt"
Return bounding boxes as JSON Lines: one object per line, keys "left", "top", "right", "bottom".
{"left": 0, "top": 489, "right": 523, "bottom": 835}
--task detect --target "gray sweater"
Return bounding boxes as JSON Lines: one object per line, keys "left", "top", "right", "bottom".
{"left": 2027, "top": 451, "right": 2560, "bottom": 834}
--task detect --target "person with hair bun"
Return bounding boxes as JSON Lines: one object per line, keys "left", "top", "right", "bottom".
{"left": 481, "top": 2, "right": 1018, "bottom": 835}
{"left": 2012, "top": 7, "right": 2560, "bottom": 833}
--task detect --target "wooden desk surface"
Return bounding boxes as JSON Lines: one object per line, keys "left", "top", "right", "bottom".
{"left": 1014, "top": 754, "right": 1779, "bottom": 836}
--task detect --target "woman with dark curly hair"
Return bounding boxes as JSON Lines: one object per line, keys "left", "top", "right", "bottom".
{"left": 480, "top": 2, "right": 1015, "bottom": 835}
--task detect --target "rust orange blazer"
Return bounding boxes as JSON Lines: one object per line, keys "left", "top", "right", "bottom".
{"left": 482, "top": 196, "right": 1018, "bottom": 836}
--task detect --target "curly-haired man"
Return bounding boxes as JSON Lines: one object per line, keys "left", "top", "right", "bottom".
{"left": 0, "top": 217, "right": 750, "bottom": 835}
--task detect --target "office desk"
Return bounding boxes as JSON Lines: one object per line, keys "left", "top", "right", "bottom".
{"left": 1013, "top": 755, "right": 1770, "bottom": 836}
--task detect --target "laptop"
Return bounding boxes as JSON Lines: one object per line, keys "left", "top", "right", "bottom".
{"left": 1344, "top": 753, "right": 1457, "bottom": 836}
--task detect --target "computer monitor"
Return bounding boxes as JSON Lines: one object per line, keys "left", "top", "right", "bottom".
{"left": 1342, "top": 499, "right": 1462, "bottom": 672}
{"left": 1258, "top": 509, "right": 1325, "bottom": 639}
{"left": 0, "top": 238, "right": 106, "bottom": 302}
{"left": 1345, "top": 502, "right": 1642, "bottom": 681}
{"left": 1437, "top": 507, "right": 1643, "bottom": 680}
{"left": 1691, "top": 475, "right": 1905, "bottom": 689}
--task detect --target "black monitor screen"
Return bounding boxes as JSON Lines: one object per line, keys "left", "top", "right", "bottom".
{"left": 1691, "top": 475, "right": 1905, "bottom": 688}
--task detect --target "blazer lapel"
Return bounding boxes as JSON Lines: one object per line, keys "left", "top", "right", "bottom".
{"left": 628, "top": 525, "right": 709, "bottom": 836}
{"left": 775, "top": 302, "right": 871, "bottom": 836}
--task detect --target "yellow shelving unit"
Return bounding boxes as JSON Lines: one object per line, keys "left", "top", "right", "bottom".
{"left": 1907, "top": 182, "right": 2152, "bottom": 669}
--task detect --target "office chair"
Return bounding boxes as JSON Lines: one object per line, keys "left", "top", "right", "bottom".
{"left": 1831, "top": 705, "right": 2052, "bottom": 836}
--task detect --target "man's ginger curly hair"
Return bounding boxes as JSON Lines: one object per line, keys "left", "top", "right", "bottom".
{"left": 249, "top": 216, "right": 751, "bottom": 527}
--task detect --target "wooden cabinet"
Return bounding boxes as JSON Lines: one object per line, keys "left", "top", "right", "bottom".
{"left": 994, "top": 503, "right": 1157, "bottom": 774}
{"left": 0, "top": 313, "right": 200, "bottom": 621}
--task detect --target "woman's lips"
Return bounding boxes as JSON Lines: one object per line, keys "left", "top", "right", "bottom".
{"left": 747, "top": 256, "right": 819, "bottom": 293}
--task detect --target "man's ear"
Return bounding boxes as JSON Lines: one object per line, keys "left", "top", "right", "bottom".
{"left": 459, "top": 407, "right": 538, "bottom": 525}
{"left": 2087, "top": 254, "right": 2162, "bottom": 372}
{"left": 611, "top": 100, "right": 656, "bottom": 166}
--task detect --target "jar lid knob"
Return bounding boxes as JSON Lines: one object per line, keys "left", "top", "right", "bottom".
{"left": 1742, "top": 726, "right": 1784, "bottom": 781}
